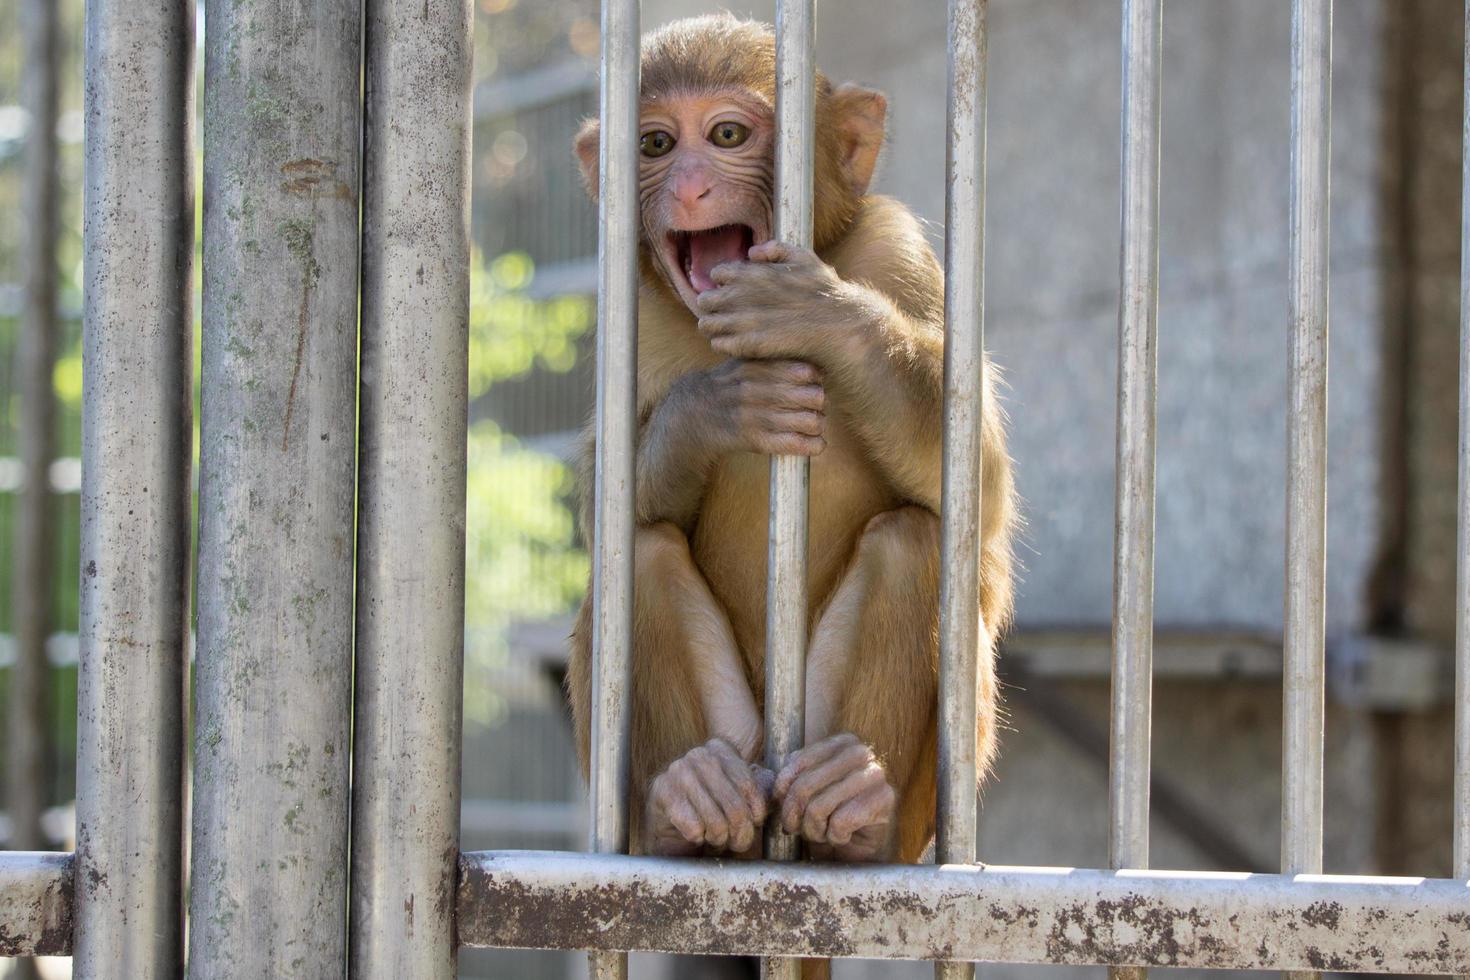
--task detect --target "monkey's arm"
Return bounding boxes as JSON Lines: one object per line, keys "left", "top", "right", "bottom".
{"left": 696, "top": 242, "right": 945, "bottom": 510}
{"left": 819, "top": 290, "right": 946, "bottom": 510}
{"left": 634, "top": 359, "right": 830, "bottom": 530}
{"left": 634, "top": 379, "right": 723, "bottom": 531}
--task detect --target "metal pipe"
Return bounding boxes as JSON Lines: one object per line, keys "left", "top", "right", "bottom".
{"left": 1109, "top": 5, "right": 1163, "bottom": 980}
{"left": 75, "top": 0, "right": 194, "bottom": 974}
{"left": 1284, "top": 5, "right": 1330, "bottom": 979}
{"left": 10, "top": 0, "right": 61, "bottom": 871}
{"left": 1283, "top": 0, "right": 1331, "bottom": 876}
{"left": 348, "top": 0, "right": 473, "bottom": 976}
{"left": 189, "top": 0, "right": 362, "bottom": 974}
{"left": 0, "top": 852, "right": 74, "bottom": 957}
{"left": 587, "top": 0, "right": 641, "bottom": 976}
{"left": 459, "top": 849, "right": 1470, "bottom": 973}
{"left": 936, "top": 2, "right": 989, "bottom": 978}
{"left": 765, "top": 2, "right": 815, "bottom": 977}
{"left": 1455, "top": 0, "right": 1470, "bottom": 886}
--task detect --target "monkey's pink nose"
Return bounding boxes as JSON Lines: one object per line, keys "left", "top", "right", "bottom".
{"left": 671, "top": 171, "right": 713, "bottom": 208}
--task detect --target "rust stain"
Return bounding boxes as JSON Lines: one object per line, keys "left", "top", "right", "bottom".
{"left": 280, "top": 158, "right": 353, "bottom": 202}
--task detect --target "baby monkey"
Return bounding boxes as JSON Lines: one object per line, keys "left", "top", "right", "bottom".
{"left": 568, "top": 14, "right": 1015, "bottom": 873}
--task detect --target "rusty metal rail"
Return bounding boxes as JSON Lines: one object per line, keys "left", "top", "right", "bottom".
{"left": 0, "top": 851, "right": 73, "bottom": 958}
{"left": 459, "top": 850, "right": 1470, "bottom": 973}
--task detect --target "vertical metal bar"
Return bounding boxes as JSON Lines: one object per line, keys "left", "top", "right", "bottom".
{"left": 1109, "top": 6, "right": 1163, "bottom": 980}
{"left": 75, "top": 0, "right": 193, "bottom": 975}
{"left": 189, "top": 0, "right": 362, "bottom": 974}
{"left": 935, "top": 2, "right": 989, "bottom": 979}
{"left": 587, "top": 0, "right": 640, "bottom": 976}
{"left": 10, "top": 0, "right": 61, "bottom": 865}
{"left": 1283, "top": 6, "right": 1330, "bottom": 980}
{"left": 349, "top": 0, "right": 473, "bottom": 976}
{"left": 1450, "top": 0, "right": 1469, "bottom": 962}
{"left": 763, "top": 4, "right": 814, "bottom": 978}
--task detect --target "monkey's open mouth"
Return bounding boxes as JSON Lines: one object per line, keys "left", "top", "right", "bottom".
{"left": 668, "top": 224, "right": 756, "bottom": 295}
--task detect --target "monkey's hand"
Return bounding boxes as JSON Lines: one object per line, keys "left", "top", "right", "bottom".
{"left": 773, "top": 732, "right": 897, "bottom": 863}
{"left": 694, "top": 241, "right": 871, "bottom": 366}
{"left": 645, "top": 738, "right": 776, "bottom": 858}
{"left": 690, "top": 358, "right": 827, "bottom": 458}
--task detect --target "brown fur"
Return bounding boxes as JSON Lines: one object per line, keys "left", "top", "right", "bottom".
{"left": 566, "top": 16, "right": 1016, "bottom": 884}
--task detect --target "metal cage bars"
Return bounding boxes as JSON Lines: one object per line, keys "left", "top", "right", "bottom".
{"left": 935, "top": 2, "right": 990, "bottom": 979}
{"left": 586, "top": 0, "right": 640, "bottom": 977}
{"left": 763, "top": 2, "right": 816, "bottom": 978}
{"left": 1109, "top": 2, "right": 1162, "bottom": 979}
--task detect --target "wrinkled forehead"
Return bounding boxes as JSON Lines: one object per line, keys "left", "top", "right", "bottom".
{"left": 640, "top": 86, "right": 773, "bottom": 119}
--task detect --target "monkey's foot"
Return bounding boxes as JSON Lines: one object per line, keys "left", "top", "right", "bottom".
{"left": 645, "top": 737, "right": 775, "bottom": 857}
{"left": 773, "top": 732, "right": 897, "bottom": 863}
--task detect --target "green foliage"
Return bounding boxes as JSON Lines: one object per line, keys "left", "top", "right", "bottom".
{"left": 462, "top": 250, "right": 591, "bottom": 729}
{"left": 468, "top": 249, "right": 593, "bottom": 396}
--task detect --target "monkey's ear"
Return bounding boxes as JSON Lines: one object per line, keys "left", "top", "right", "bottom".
{"left": 830, "top": 83, "right": 887, "bottom": 197}
{"left": 574, "top": 118, "right": 601, "bottom": 200}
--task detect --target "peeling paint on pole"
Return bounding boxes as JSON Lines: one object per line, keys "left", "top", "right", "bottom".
{"left": 190, "top": 0, "right": 362, "bottom": 975}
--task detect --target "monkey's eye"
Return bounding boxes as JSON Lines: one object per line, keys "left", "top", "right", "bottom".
{"left": 640, "top": 130, "right": 676, "bottom": 158}
{"left": 708, "top": 121, "right": 750, "bottom": 149}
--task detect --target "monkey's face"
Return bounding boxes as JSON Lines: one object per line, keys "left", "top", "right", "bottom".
{"left": 578, "top": 89, "right": 776, "bottom": 315}
{"left": 635, "top": 91, "right": 775, "bottom": 313}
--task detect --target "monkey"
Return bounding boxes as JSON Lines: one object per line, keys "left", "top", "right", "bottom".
{"left": 567, "top": 13, "right": 1014, "bottom": 883}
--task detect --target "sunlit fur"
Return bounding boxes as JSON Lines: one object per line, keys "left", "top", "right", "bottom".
{"left": 567, "top": 21, "right": 1017, "bottom": 960}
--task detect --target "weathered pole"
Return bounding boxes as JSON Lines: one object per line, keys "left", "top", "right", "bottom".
{"left": 75, "top": 0, "right": 195, "bottom": 974}
{"left": 189, "top": 0, "right": 362, "bottom": 974}
{"left": 348, "top": 0, "right": 473, "bottom": 975}
{"left": 9, "top": 0, "right": 61, "bottom": 873}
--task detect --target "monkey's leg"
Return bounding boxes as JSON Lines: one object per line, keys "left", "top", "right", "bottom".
{"left": 569, "top": 522, "right": 765, "bottom": 853}
{"left": 789, "top": 505, "right": 995, "bottom": 866}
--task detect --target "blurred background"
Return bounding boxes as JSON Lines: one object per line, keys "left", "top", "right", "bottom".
{"left": 0, "top": 1, "right": 1465, "bottom": 978}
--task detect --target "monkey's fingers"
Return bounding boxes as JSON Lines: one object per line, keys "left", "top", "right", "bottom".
{"left": 779, "top": 741, "right": 875, "bottom": 835}
{"left": 774, "top": 732, "right": 864, "bottom": 798}
{"left": 679, "top": 749, "right": 734, "bottom": 849}
{"left": 753, "top": 381, "right": 825, "bottom": 413}
{"left": 825, "top": 783, "right": 896, "bottom": 849}
{"left": 748, "top": 239, "right": 800, "bottom": 264}
{"left": 698, "top": 765, "right": 760, "bottom": 853}
{"left": 763, "top": 409, "right": 825, "bottom": 438}
{"left": 712, "top": 747, "right": 771, "bottom": 819}
{"left": 799, "top": 766, "right": 878, "bottom": 843}
{"left": 652, "top": 779, "right": 706, "bottom": 847}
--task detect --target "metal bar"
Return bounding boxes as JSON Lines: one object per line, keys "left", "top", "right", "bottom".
{"left": 459, "top": 849, "right": 1470, "bottom": 973}
{"left": 10, "top": 0, "right": 61, "bottom": 871}
{"left": 587, "top": 0, "right": 641, "bottom": 976}
{"left": 1283, "top": 0, "right": 1331, "bottom": 880}
{"left": 936, "top": 1, "right": 989, "bottom": 978}
{"left": 348, "top": 0, "right": 473, "bottom": 976}
{"left": 75, "top": 0, "right": 194, "bottom": 974}
{"left": 1456, "top": 0, "right": 1470, "bottom": 887}
{"left": 1284, "top": 5, "right": 1330, "bottom": 979}
{"left": 189, "top": 0, "right": 362, "bottom": 974}
{"left": 1109, "top": 5, "right": 1163, "bottom": 980}
{"left": 0, "top": 852, "right": 74, "bottom": 957}
{"left": 765, "top": 3, "right": 815, "bottom": 977}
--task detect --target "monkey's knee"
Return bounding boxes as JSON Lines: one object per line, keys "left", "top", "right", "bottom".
{"left": 856, "top": 505, "right": 940, "bottom": 570}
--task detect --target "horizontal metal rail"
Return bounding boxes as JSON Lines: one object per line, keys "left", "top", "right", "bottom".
{"left": 459, "top": 850, "right": 1470, "bottom": 973}
{"left": 0, "top": 851, "right": 74, "bottom": 957}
